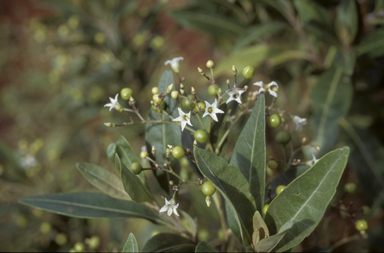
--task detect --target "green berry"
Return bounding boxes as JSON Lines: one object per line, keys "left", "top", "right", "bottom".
{"left": 180, "top": 157, "right": 190, "bottom": 168}
{"left": 40, "top": 222, "right": 51, "bottom": 234}
{"left": 206, "top": 60, "right": 214, "bottom": 68}
{"left": 241, "top": 65, "right": 255, "bottom": 79}
{"left": 140, "top": 151, "right": 148, "bottom": 159}
{"left": 181, "top": 94, "right": 195, "bottom": 110}
{"left": 276, "top": 185, "right": 286, "bottom": 195}
{"left": 208, "top": 85, "right": 218, "bottom": 96}
{"left": 130, "top": 163, "right": 142, "bottom": 174}
{"left": 152, "top": 101, "right": 165, "bottom": 111}
{"left": 202, "top": 181, "right": 216, "bottom": 196}
{"left": 268, "top": 160, "right": 278, "bottom": 170}
{"left": 194, "top": 129, "right": 209, "bottom": 143}
{"left": 74, "top": 242, "right": 85, "bottom": 252}
{"left": 172, "top": 146, "right": 185, "bottom": 159}
{"left": 120, "top": 88, "right": 133, "bottom": 100}
{"left": 198, "top": 229, "right": 209, "bottom": 241}
{"left": 194, "top": 102, "right": 206, "bottom": 112}
{"left": 355, "top": 219, "right": 368, "bottom": 231}
{"left": 268, "top": 114, "right": 281, "bottom": 128}
{"left": 262, "top": 204, "right": 270, "bottom": 215}
{"left": 55, "top": 233, "right": 68, "bottom": 245}
{"left": 152, "top": 94, "right": 162, "bottom": 104}
{"left": 275, "top": 131, "right": 291, "bottom": 145}
{"left": 152, "top": 87, "right": 159, "bottom": 95}
{"left": 88, "top": 236, "right": 101, "bottom": 250}
{"left": 362, "top": 206, "right": 370, "bottom": 215}
{"left": 344, "top": 182, "right": 357, "bottom": 194}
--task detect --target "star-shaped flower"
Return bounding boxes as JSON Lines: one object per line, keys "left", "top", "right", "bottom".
{"left": 104, "top": 93, "right": 122, "bottom": 111}
{"left": 253, "top": 81, "right": 279, "bottom": 97}
{"left": 172, "top": 107, "right": 192, "bottom": 131}
{"left": 307, "top": 154, "right": 319, "bottom": 166}
{"left": 226, "top": 88, "right": 245, "bottom": 104}
{"left": 293, "top": 116, "right": 307, "bottom": 131}
{"left": 164, "top": 57, "right": 184, "bottom": 73}
{"left": 203, "top": 99, "right": 224, "bottom": 122}
{"left": 159, "top": 198, "right": 179, "bottom": 216}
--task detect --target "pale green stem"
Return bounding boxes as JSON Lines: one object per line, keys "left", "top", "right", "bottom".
{"left": 212, "top": 192, "right": 228, "bottom": 251}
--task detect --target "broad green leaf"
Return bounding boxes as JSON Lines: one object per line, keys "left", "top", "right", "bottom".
{"left": 294, "top": 0, "right": 332, "bottom": 26}
{"left": 264, "top": 147, "right": 350, "bottom": 252}
{"left": 255, "top": 221, "right": 293, "bottom": 253}
{"left": 142, "top": 233, "right": 195, "bottom": 252}
{"left": 117, "top": 154, "right": 154, "bottom": 203}
{"left": 226, "top": 203, "right": 241, "bottom": 241}
{"left": 230, "top": 95, "right": 265, "bottom": 214}
{"left": 107, "top": 143, "right": 117, "bottom": 165}
{"left": 336, "top": 0, "right": 358, "bottom": 45}
{"left": 357, "top": 28, "right": 384, "bottom": 57}
{"left": 180, "top": 210, "right": 197, "bottom": 238}
{"left": 195, "top": 241, "right": 218, "bottom": 252}
{"left": 76, "top": 162, "right": 130, "bottom": 200}
{"left": 123, "top": 233, "right": 139, "bottom": 252}
{"left": 19, "top": 193, "right": 162, "bottom": 223}
{"left": 145, "top": 70, "right": 182, "bottom": 195}
{"left": 307, "top": 68, "right": 352, "bottom": 157}
{"left": 194, "top": 147, "right": 256, "bottom": 247}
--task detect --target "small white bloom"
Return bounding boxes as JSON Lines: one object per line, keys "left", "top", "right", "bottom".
{"left": 203, "top": 99, "right": 224, "bottom": 122}
{"left": 20, "top": 154, "right": 37, "bottom": 170}
{"left": 159, "top": 198, "right": 179, "bottom": 216}
{"left": 164, "top": 57, "right": 184, "bottom": 73}
{"left": 253, "top": 81, "right": 279, "bottom": 97}
{"left": 104, "top": 93, "right": 120, "bottom": 111}
{"left": 307, "top": 154, "right": 319, "bottom": 166}
{"left": 226, "top": 88, "right": 245, "bottom": 104}
{"left": 172, "top": 107, "right": 192, "bottom": 131}
{"left": 293, "top": 116, "right": 307, "bottom": 131}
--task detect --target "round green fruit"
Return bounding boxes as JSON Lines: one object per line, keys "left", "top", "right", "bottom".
{"left": 241, "top": 65, "right": 255, "bottom": 79}
{"left": 202, "top": 181, "right": 216, "bottom": 196}
{"left": 208, "top": 85, "right": 218, "bottom": 96}
{"left": 268, "top": 114, "right": 281, "bottom": 128}
{"left": 130, "top": 163, "right": 142, "bottom": 174}
{"left": 181, "top": 95, "right": 195, "bottom": 110}
{"left": 355, "top": 219, "right": 368, "bottom": 231}
{"left": 194, "top": 102, "right": 206, "bottom": 112}
{"left": 194, "top": 129, "right": 209, "bottom": 143}
{"left": 344, "top": 182, "right": 356, "bottom": 194}
{"left": 206, "top": 60, "right": 214, "bottom": 68}
{"left": 276, "top": 185, "right": 286, "bottom": 195}
{"left": 140, "top": 151, "right": 148, "bottom": 159}
{"left": 172, "top": 146, "right": 185, "bottom": 159}
{"left": 152, "top": 101, "right": 165, "bottom": 111}
{"left": 55, "top": 233, "right": 68, "bottom": 246}
{"left": 263, "top": 204, "right": 270, "bottom": 215}
{"left": 88, "top": 236, "right": 101, "bottom": 250}
{"left": 275, "top": 131, "right": 291, "bottom": 145}
{"left": 74, "top": 242, "right": 85, "bottom": 252}
{"left": 120, "top": 88, "right": 133, "bottom": 100}
{"left": 268, "top": 160, "right": 278, "bottom": 170}
{"left": 180, "top": 157, "right": 190, "bottom": 168}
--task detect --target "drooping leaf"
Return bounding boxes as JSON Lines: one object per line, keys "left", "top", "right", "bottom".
{"left": 336, "top": 0, "right": 358, "bottom": 45}
{"left": 230, "top": 95, "right": 266, "bottom": 214}
{"left": 123, "top": 233, "right": 139, "bottom": 252}
{"left": 264, "top": 147, "right": 350, "bottom": 252}
{"left": 357, "top": 28, "right": 384, "bottom": 58}
{"left": 76, "top": 162, "right": 130, "bottom": 200}
{"left": 142, "top": 233, "right": 195, "bottom": 252}
{"left": 194, "top": 147, "right": 256, "bottom": 247}
{"left": 19, "top": 193, "right": 162, "bottom": 223}
{"left": 145, "top": 70, "right": 182, "bottom": 195}
{"left": 255, "top": 221, "right": 293, "bottom": 253}
{"left": 195, "top": 241, "right": 218, "bottom": 252}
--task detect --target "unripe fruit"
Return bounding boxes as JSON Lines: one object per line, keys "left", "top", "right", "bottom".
{"left": 194, "top": 102, "right": 206, "bottom": 112}
{"left": 268, "top": 160, "right": 278, "bottom": 170}
{"left": 268, "top": 114, "right": 281, "bottom": 128}
{"left": 344, "top": 182, "right": 356, "bottom": 194}
{"left": 172, "top": 146, "right": 185, "bottom": 159}
{"left": 275, "top": 131, "right": 291, "bottom": 145}
{"left": 355, "top": 219, "right": 368, "bottom": 231}
{"left": 130, "top": 162, "right": 142, "bottom": 174}
{"left": 262, "top": 204, "right": 270, "bottom": 215}
{"left": 362, "top": 205, "right": 370, "bottom": 215}
{"left": 88, "top": 236, "right": 101, "bottom": 250}
{"left": 194, "top": 129, "right": 209, "bottom": 143}
{"left": 152, "top": 87, "right": 159, "bottom": 95}
{"left": 180, "top": 157, "right": 190, "bottom": 168}
{"left": 40, "top": 222, "right": 51, "bottom": 234}
{"left": 120, "top": 88, "right": 133, "bottom": 100}
{"left": 208, "top": 84, "right": 218, "bottom": 96}
{"left": 140, "top": 151, "right": 148, "bottom": 159}
{"left": 202, "top": 181, "right": 216, "bottom": 196}
{"left": 181, "top": 94, "right": 195, "bottom": 110}
{"left": 55, "top": 233, "right": 68, "bottom": 245}
{"left": 152, "top": 101, "right": 165, "bottom": 111}
{"left": 153, "top": 94, "right": 162, "bottom": 104}
{"left": 276, "top": 185, "right": 286, "bottom": 195}
{"left": 171, "top": 91, "right": 178, "bottom": 99}
{"left": 242, "top": 65, "right": 255, "bottom": 79}
{"left": 206, "top": 60, "right": 214, "bottom": 68}
{"left": 74, "top": 242, "right": 85, "bottom": 252}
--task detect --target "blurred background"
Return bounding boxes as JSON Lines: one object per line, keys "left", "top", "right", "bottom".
{"left": 0, "top": 0, "right": 383, "bottom": 251}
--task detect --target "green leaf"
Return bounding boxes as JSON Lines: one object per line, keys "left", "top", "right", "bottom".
{"left": 255, "top": 221, "right": 293, "bottom": 253}
{"left": 142, "top": 233, "right": 195, "bottom": 252}
{"left": 230, "top": 95, "right": 265, "bottom": 214}
{"left": 294, "top": 0, "right": 332, "bottom": 27}
{"left": 307, "top": 68, "right": 352, "bottom": 157}
{"left": 107, "top": 143, "right": 117, "bottom": 165}
{"left": 145, "top": 70, "right": 182, "bottom": 195}
{"left": 264, "top": 147, "right": 350, "bottom": 252}
{"left": 180, "top": 211, "right": 197, "bottom": 238}
{"left": 252, "top": 211, "right": 269, "bottom": 247}
{"left": 117, "top": 154, "right": 154, "bottom": 203}
{"left": 76, "top": 162, "right": 130, "bottom": 200}
{"left": 123, "top": 233, "right": 139, "bottom": 252}
{"left": 336, "top": 0, "right": 358, "bottom": 44}
{"left": 195, "top": 241, "right": 218, "bottom": 252}
{"left": 19, "top": 193, "right": 162, "bottom": 223}
{"left": 194, "top": 147, "right": 256, "bottom": 247}
{"left": 357, "top": 28, "right": 384, "bottom": 57}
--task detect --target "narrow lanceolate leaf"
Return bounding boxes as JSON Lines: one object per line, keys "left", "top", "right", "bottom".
{"left": 117, "top": 154, "right": 154, "bottom": 203}
{"left": 18, "top": 193, "right": 162, "bottom": 223}
{"left": 145, "top": 70, "right": 182, "bottom": 194}
{"left": 255, "top": 221, "right": 293, "bottom": 253}
{"left": 142, "top": 233, "right": 195, "bottom": 252}
{"left": 76, "top": 162, "right": 130, "bottom": 200}
{"left": 106, "top": 143, "right": 117, "bottom": 165}
{"left": 307, "top": 68, "right": 352, "bottom": 157}
{"left": 123, "top": 233, "right": 139, "bottom": 252}
{"left": 195, "top": 241, "right": 218, "bottom": 252}
{"left": 264, "top": 147, "right": 350, "bottom": 252}
{"left": 230, "top": 94, "right": 265, "bottom": 214}
{"left": 194, "top": 147, "right": 256, "bottom": 247}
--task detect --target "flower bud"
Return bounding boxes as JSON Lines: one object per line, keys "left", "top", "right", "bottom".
{"left": 152, "top": 87, "right": 159, "bottom": 95}
{"left": 205, "top": 196, "right": 212, "bottom": 207}
{"left": 167, "top": 83, "right": 173, "bottom": 94}
{"left": 193, "top": 140, "right": 198, "bottom": 147}
{"left": 232, "top": 65, "right": 237, "bottom": 75}
{"left": 180, "top": 89, "right": 185, "bottom": 95}
{"left": 150, "top": 100, "right": 154, "bottom": 105}
{"left": 166, "top": 148, "right": 171, "bottom": 158}
{"left": 169, "top": 180, "right": 174, "bottom": 185}
{"left": 151, "top": 146, "right": 156, "bottom": 156}
{"left": 206, "top": 60, "right": 214, "bottom": 68}
{"left": 191, "top": 87, "right": 196, "bottom": 95}
{"left": 244, "top": 85, "right": 248, "bottom": 90}
{"left": 197, "top": 67, "right": 204, "bottom": 75}
{"left": 180, "top": 83, "right": 184, "bottom": 89}
{"left": 171, "top": 91, "right": 178, "bottom": 99}
{"left": 104, "top": 122, "right": 116, "bottom": 128}
{"left": 226, "top": 79, "right": 230, "bottom": 86}
{"left": 302, "top": 137, "right": 307, "bottom": 144}
{"left": 314, "top": 145, "right": 320, "bottom": 151}
{"left": 129, "top": 96, "right": 135, "bottom": 105}
{"left": 114, "top": 103, "right": 124, "bottom": 112}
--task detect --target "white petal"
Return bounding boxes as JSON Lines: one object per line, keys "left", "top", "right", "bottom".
{"left": 213, "top": 108, "right": 224, "bottom": 114}
{"left": 210, "top": 112, "right": 219, "bottom": 122}
{"left": 180, "top": 120, "right": 187, "bottom": 131}
{"left": 173, "top": 207, "right": 179, "bottom": 216}
{"left": 167, "top": 207, "right": 173, "bottom": 216}
{"left": 172, "top": 116, "right": 182, "bottom": 122}
{"left": 159, "top": 205, "right": 168, "bottom": 213}
{"left": 253, "top": 81, "right": 264, "bottom": 88}
{"left": 267, "top": 81, "right": 278, "bottom": 88}
{"left": 226, "top": 96, "right": 235, "bottom": 104}
{"left": 164, "top": 60, "right": 171, "bottom": 66}
{"left": 268, "top": 90, "right": 278, "bottom": 97}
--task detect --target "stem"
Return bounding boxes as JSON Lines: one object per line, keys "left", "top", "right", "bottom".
{"left": 196, "top": 114, "right": 206, "bottom": 130}
{"left": 212, "top": 192, "right": 228, "bottom": 252}
{"left": 215, "top": 111, "right": 244, "bottom": 154}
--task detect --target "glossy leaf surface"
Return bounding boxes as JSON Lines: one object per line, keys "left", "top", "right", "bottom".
{"left": 142, "top": 233, "right": 195, "bottom": 252}
{"left": 123, "top": 233, "right": 139, "bottom": 252}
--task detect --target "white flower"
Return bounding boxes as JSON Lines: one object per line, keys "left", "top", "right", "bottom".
{"left": 104, "top": 93, "right": 121, "bottom": 111}
{"left": 226, "top": 88, "right": 245, "bottom": 104}
{"left": 172, "top": 108, "right": 192, "bottom": 131}
{"left": 307, "top": 154, "right": 319, "bottom": 166}
{"left": 203, "top": 99, "right": 224, "bottom": 122}
{"left": 253, "top": 81, "right": 279, "bottom": 97}
{"left": 164, "top": 57, "right": 184, "bottom": 73}
{"left": 20, "top": 154, "right": 37, "bottom": 170}
{"left": 159, "top": 198, "right": 179, "bottom": 216}
{"left": 293, "top": 116, "right": 307, "bottom": 131}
